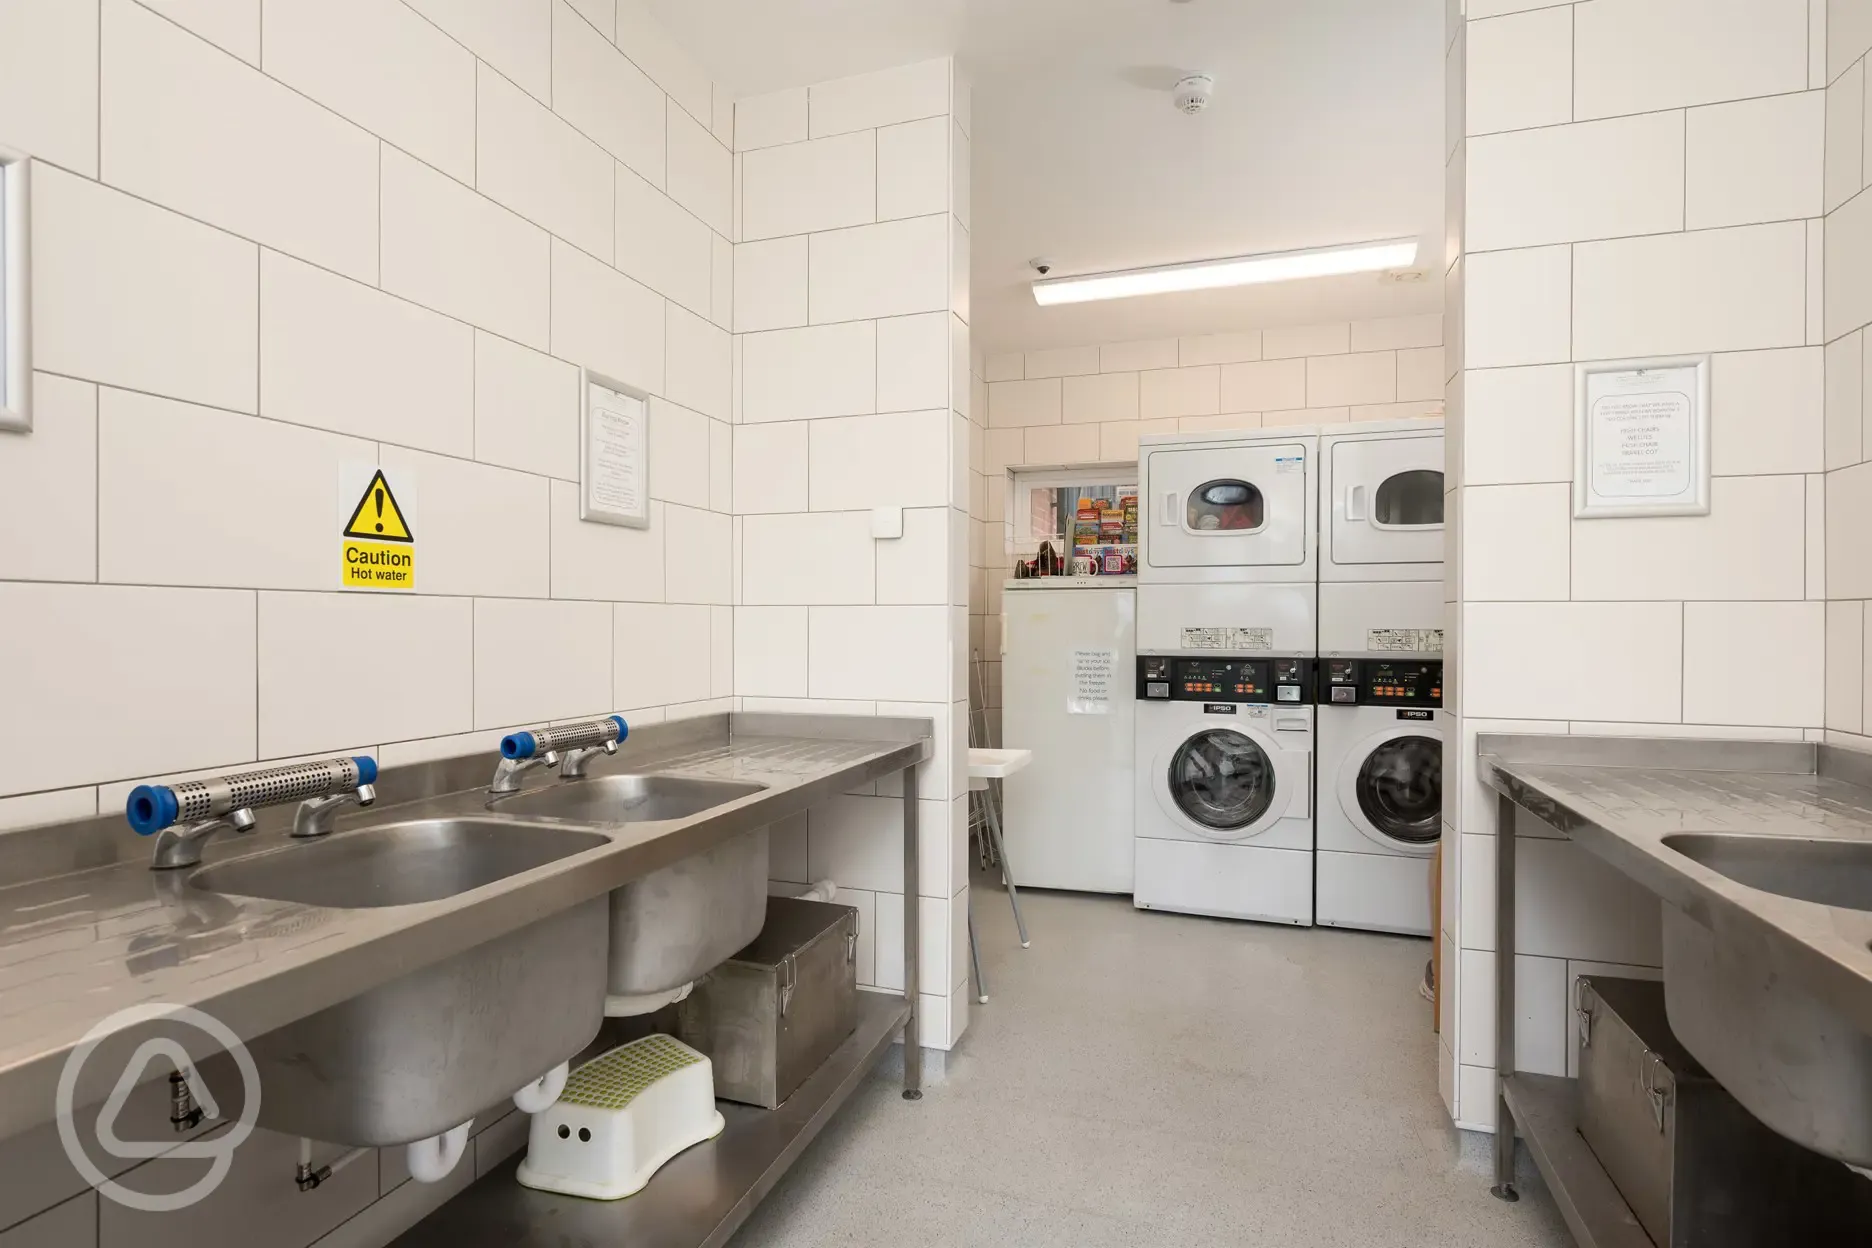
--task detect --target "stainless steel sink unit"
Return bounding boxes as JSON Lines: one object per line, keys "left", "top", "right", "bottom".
{"left": 1661, "top": 900, "right": 1872, "bottom": 1168}
{"left": 1656, "top": 832, "right": 1872, "bottom": 1169}
{"left": 193, "top": 817, "right": 612, "bottom": 1147}
{"left": 1478, "top": 734, "right": 1872, "bottom": 1246}
{"left": 1660, "top": 832, "right": 1872, "bottom": 910}
{"left": 192, "top": 817, "right": 610, "bottom": 909}
{"left": 221, "top": 899, "right": 607, "bottom": 1147}
{"left": 0, "top": 709, "right": 932, "bottom": 1248}
{"left": 496, "top": 776, "right": 770, "bottom": 1014}
{"left": 495, "top": 775, "right": 764, "bottom": 824}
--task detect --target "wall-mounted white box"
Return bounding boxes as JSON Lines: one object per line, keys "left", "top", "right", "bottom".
{"left": 0, "top": 148, "right": 30, "bottom": 433}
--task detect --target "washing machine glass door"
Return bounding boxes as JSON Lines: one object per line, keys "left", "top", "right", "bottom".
{"left": 1346, "top": 732, "right": 1441, "bottom": 850}
{"left": 1167, "top": 729, "right": 1278, "bottom": 837}
{"left": 1329, "top": 436, "right": 1443, "bottom": 568}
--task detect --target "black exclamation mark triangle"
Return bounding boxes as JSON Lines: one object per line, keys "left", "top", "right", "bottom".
{"left": 343, "top": 470, "right": 414, "bottom": 542}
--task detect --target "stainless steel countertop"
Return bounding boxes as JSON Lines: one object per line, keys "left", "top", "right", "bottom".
{"left": 1477, "top": 733, "right": 1872, "bottom": 1038}
{"left": 0, "top": 712, "right": 930, "bottom": 1143}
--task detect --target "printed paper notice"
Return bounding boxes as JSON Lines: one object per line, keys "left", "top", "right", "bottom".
{"left": 1576, "top": 360, "right": 1708, "bottom": 518}
{"left": 583, "top": 381, "right": 649, "bottom": 528}
{"left": 1068, "top": 648, "right": 1116, "bottom": 715}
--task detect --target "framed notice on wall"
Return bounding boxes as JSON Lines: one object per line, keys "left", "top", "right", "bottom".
{"left": 581, "top": 370, "right": 650, "bottom": 528}
{"left": 1573, "top": 355, "right": 1710, "bottom": 519}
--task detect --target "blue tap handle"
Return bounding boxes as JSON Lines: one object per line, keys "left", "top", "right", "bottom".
{"left": 126, "top": 786, "right": 180, "bottom": 836}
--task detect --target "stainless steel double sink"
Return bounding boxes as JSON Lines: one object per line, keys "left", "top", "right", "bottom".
{"left": 189, "top": 775, "right": 766, "bottom": 1148}
{"left": 1659, "top": 833, "right": 1872, "bottom": 1166}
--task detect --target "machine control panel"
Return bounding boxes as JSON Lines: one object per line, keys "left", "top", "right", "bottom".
{"left": 1138, "top": 656, "right": 1315, "bottom": 704}
{"left": 1319, "top": 659, "right": 1443, "bottom": 708}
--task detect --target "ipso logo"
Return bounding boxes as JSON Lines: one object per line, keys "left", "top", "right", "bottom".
{"left": 55, "top": 1004, "right": 262, "bottom": 1213}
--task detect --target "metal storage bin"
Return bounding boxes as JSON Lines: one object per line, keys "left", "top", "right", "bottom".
{"left": 1576, "top": 975, "right": 1872, "bottom": 1246}
{"left": 676, "top": 896, "right": 859, "bottom": 1109}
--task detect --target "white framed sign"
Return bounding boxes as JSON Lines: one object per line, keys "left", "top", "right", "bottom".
{"left": 1573, "top": 355, "right": 1710, "bottom": 519}
{"left": 581, "top": 370, "right": 650, "bottom": 528}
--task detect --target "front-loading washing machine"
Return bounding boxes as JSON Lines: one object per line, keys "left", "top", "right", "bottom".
{"left": 1133, "top": 654, "right": 1315, "bottom": 925}
{"left": 1314, "top": 658, "right": 1442, "bottom": 935}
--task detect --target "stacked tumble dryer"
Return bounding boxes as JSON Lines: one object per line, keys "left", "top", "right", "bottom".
{"left": 1314, "top": 420, "right": 1445, "bottom": 936}
{"left": 1132, "top": 428, "right": 1319, "bottom": 926}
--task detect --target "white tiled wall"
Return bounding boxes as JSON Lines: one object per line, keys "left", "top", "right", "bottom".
{"left": 1825, "top": 0, "right": 1872, "bottom": 755}
{"left": 1442, "top": 0, "right": 1841, "bottom": 1133}
{"left": 733, "top": 59, "right": 974, "bottom": 1051}
{"left": 0, "top": 1, "right": 735, "bottom": 1241}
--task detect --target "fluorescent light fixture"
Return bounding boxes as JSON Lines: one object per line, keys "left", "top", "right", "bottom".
{"left": 1031, "top": 238, "right": 1420, "bottom": 306}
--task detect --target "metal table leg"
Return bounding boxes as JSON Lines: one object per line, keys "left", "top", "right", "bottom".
{"left": 968, "top": 888, "right": 988, "bottom": 1003}
{"left": 1492, "top": 790, "right": 1519, "bottom": 1202}
{"left": 981, "top": 779, "right": 1030, "bottom": 948}
{"left": 902, "top": 763, "right": 922, "bottom": 1101}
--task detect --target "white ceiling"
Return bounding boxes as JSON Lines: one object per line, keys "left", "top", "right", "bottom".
{"left": 645, "top": 0, "right": 1447, "bottom": 354}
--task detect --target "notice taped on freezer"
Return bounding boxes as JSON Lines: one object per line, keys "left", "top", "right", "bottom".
{"left": 1068, "top": 648, "right": 1115, "bottom": 715}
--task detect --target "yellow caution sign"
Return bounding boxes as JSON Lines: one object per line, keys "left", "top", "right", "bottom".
{"left": 340, "top": 467, "right": 416, "bottom": 590}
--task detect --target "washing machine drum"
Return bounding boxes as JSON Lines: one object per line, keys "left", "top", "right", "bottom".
{"left": 1350, "top": 734, "right": 1442, "bottom": 847}
{"left": 1167, "top": 729, "right": 1278, "bottom": 834}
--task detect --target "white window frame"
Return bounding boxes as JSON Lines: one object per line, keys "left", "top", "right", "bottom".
{"left": 0, "top": 148, "right": 29, "bottom": 434}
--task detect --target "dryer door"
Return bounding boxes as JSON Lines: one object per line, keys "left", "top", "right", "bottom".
{"left": 1160, "top": 726, "right": 1288, "bottom": 841}
{"left": 1328, "top": 436, "right": 1444, "bottom": 568}
{"left": 1144, "top": 442, "right": 1307, "bottom": 570}
{"left": 1337, "top": 727, "right": 1442, "bottom": 854}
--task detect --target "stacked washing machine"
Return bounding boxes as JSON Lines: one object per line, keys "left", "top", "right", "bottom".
{"left": 1314, "top": 420, "right": 1445, "bottom": 936}
{"left": 1131, "top": 419, "right": 1445, "bottom": 934}
{"left": 1133, "top": 428, "right": 1320, "bottom": 925}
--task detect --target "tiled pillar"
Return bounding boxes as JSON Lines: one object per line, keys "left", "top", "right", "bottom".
{"left": 1823, "top": 1, "right": 1872, "bottom": 747}
{"left": 1441, "top": 0, "right": 1836, "bottom": 1129}
{"left": 731, "top": 58, "right": 975, "bottom": 1049}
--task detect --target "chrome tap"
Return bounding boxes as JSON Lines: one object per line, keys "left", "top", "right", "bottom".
{"left": 292, "top": 785, "right": 377, "bottom": 839}
{"left": 488, "top": 749, "right": 560, "bottom": 796}
{"left": 129, "top": 756, "right": 379, "bottom": 870}
{"left": 148, "top": 808, "right": 258, "bottom": 871}
{"left": 558, "top": 739, "right": 617, "bottom": 779}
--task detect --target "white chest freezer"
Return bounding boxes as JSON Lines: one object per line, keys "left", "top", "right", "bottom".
{"left": 1000, "top": 581, "right": 1137, "bottom": 894}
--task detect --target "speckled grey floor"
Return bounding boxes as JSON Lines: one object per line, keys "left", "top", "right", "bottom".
{"left": 730, "top": 878, "right": 1571, "bottom": 1247}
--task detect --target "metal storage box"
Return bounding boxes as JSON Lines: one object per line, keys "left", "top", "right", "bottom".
{"left": 1576, "top": 975, "right": 1872, "bottom": 1246}
{"left": 676, "top": 896, "right": 858, "bottom": 1109}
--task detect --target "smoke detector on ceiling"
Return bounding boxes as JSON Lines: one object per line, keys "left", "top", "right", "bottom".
{"left": 1172, "top": 75, "right": 1214, "bottom": 115}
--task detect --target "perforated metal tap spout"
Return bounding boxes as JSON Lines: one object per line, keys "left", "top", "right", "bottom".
{"left": 501, "top": 716, "right": 629, "bottom": 761}
{"left": 490, "top": 716, "right": 630, "bottom": 795}
{"left": 126, "top": 756, "right": 380, "bottom": 835}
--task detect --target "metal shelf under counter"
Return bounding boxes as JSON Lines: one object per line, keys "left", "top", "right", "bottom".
{"left": 389, "top": 991, "right": 913, "bottom": 1248}
{"left": 1499, "top": 1074, "right": 1651, "bottom": 1248}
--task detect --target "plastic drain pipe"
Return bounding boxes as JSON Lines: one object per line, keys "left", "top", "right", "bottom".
{"left": 405, "top": 1120, "right": 473, "bottom": 1184}
{"left": 295, "top": 1138, "right": 371, "bottom": 1192}
{"left": 513, "top": 1062, "right": 569, "bottom": 1115}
